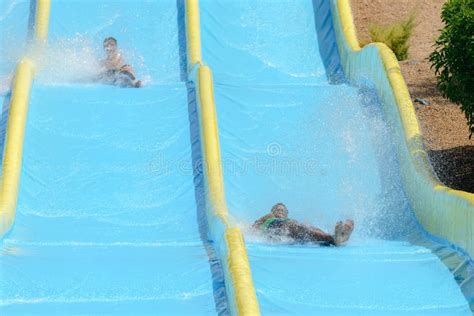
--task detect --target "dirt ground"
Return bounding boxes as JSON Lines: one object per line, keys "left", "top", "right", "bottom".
{"left": 349, "top": 0, "right": 474, "bottom": 193}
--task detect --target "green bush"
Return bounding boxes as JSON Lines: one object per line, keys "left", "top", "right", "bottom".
{"left": 429, "top": 0, "right": 474, "bottom": 138}
{"left": 367, "top": 14, "right": 416, "bottom": 61}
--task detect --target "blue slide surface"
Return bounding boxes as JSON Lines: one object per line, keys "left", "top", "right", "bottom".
{"left": 0, "top": 0, "right": 473, "bottom": 315}
{"left": 200, "top": 0, "right": 471, "bottom": 315}
{"left": 1, "top": 1, "right": 226, "bottom": 314}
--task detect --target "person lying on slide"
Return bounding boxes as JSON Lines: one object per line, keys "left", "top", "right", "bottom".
{"left": 99, "top": 37, "right": 143, "bottom": 88}
{"left": 253, "top": 203, "right": 354, "bottom": 246}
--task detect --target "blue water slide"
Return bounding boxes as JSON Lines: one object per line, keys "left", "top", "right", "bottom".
{"left": 0, "top": 0, "right": 33, "bottom": 152}
{"left": 1, "top": 0, "right": 473, "bottom": 315}
{"left": 0, "top": 1, "right": 227, "bottom": 314}
{"left": 0, "top": 0, "right": 32, "bottom": 76}
{"left": 199, "top": 0, "right": 472, "bottom": 314}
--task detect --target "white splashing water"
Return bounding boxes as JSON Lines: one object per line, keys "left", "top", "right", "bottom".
{"left": 0, "top": 73, "right": 13, "bottom": 95}
{"left": 29, "top": 35, "right": 150, "bottom": 85}
{"left": 30, "top": 35, "right": 102, "bottom": 84}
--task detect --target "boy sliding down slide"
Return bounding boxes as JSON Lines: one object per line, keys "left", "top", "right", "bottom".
{"left": 99, "top": 37, "right": 143, "bottom": 88}
{"left": 253, "top": 203, "right": 354, "bottom": 246}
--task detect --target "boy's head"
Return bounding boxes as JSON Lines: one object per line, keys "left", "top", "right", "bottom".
{"left": 271, "top": 203, "right": 288, "bottom": 218}
{"left": 103, "top": 37, "right": 118, "bottom": 55}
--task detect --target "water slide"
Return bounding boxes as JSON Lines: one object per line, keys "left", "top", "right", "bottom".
{"left": 0, "top": 0, "right": 227, "bottom": 314}
{"left": 196, "top": 0, "right": 474, "bottom": 314}
{"left": 1, "top": 0, "right": 474, "bottom": 315}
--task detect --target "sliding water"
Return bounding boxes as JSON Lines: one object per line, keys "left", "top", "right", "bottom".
{"left": 0, "top": 1, "right": 227, "bottom": 314}
{"left": 1, "top": 0, "right": 472, "bottom": 314}
{"left": 199, "top": 0, "right": 472, "bottom": 314}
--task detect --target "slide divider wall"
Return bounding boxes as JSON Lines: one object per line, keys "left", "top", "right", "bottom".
{"left": 331, "top": 0, "right": 474, "bottom": 256}
{"left": 184, "top": 1, "right": 261, "bottom": 315}
{"left": 0, "top": 0, "right": 51, "bottom": 237}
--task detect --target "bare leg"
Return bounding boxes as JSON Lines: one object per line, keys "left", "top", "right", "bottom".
{"left": 282, "top": 220, "right": 354, "bottom": 246}
{"left": 284, "top": 220, "right": 336, "bottom": 245}
{"left": 119, "top": 70, "right": 143, "bottom": 88}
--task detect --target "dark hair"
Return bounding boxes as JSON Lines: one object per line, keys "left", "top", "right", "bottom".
{"left": 271, "top": 203, "right": 288, "bottom": 214}
{"left": 103, "top": 37, "right": 117, "bottom": 44}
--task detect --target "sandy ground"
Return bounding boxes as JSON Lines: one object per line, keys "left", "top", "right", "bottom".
{"left": 349, "top": 0, "right": 474, "bottom": 193}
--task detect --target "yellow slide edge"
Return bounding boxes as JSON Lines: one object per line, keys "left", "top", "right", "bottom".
{"left": 0, "top": 59, "right": 34, "bottom": 235}
{"left": 35, "top": 0, "right": 51, "bottom": 40}
{"left": 186, "top": 1, "right": 261, "bottom": 315}
{"left": 333, "top": 0, "right": 474, "bottom": 255}
{"left": 0, "top": 0, "right": 51, "bottom": 237}
{"left": 196, "top": 67, "right": 260, "bottom": 316}
{"left": 185, "top": 0, "right": 202, "bottom": 69}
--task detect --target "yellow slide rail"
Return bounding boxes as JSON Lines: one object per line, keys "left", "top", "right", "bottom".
{"left": 331, "top": 0, "right": 474, "bottom": 256}
{"left": 185, "top": 0, "right": 260, "bottom": 315}
{"left": 0, "top": 0, "right": 51, "bottom": 237}
{"left": 35, "top": 0, "right": 51, "bottom": 41}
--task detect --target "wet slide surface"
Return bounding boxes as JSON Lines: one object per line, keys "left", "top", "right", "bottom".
{"left": 0, "top": 0, "right": 31, "bottom": 149}
{"left": 1, "top": 1, "right": 224, "bottom": 314}
{"left": 200, "top": 0, "right": 471, "bottom": 315}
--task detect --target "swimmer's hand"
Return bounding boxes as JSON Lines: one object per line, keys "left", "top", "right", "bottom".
{"left": 252, "top": 213, "right": 273, "bottom": 230}
{"left": 120, "top": 64, "right": 134, "bottom": 74}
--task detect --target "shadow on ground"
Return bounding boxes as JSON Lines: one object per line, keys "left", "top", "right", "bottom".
{"left": 428, "top": 146, "right": 474, "bottom": 193}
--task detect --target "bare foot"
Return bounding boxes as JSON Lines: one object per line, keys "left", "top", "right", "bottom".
{"left": 134, "top": 80, "right": 143, "bottom": 88}
{"left": 335, "top": 221, "right": 343, "bottom": 235}
{"left": 335, "top": 220, "right": 354, "bottom": 246}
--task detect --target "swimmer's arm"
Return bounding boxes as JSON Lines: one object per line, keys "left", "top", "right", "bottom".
{"left": 101, "top": 53, "right": 125, "bottom": 71}
{"left": 252, "top": 213, "right": 273, "bottom": 229}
